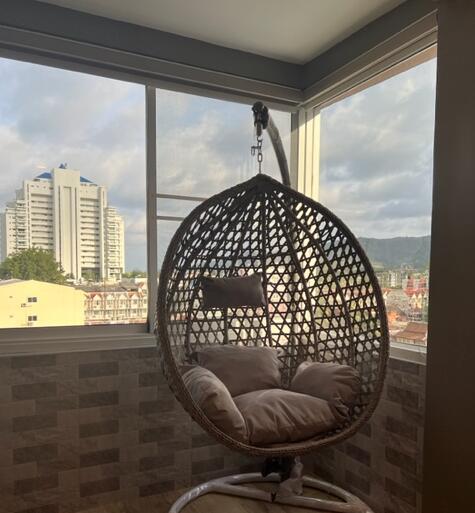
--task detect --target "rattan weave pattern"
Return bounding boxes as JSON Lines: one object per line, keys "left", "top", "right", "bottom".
{"left": 156, "top": 173, "right": 389, "bottom": 457}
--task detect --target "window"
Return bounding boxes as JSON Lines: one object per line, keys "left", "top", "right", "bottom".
{"left": 318, "top": 54, "right": 436, "bottom": 348}
{"left": 0, "top": 61, "right": 291, "bottom": 338}
{"left": 155, "top": 89, "right": 291, "bottom": 269}
{"left": 0, "top": 57, "right": 146, "bottom": 329}
{"left": 0, "top": 42, "right": 433, "bottom": 354}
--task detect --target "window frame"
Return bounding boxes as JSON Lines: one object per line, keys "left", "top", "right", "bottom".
{"left": 0, "top": 51, "right": 296, "bottom": 354}
{"left": 0, "top": 19, "right": 435, "bottom": 358}
{"left": 297, "top": 48, "right": 437, "bottom": 361}
{"left": 0, "top": 58, "right": 154, "bottom": 350}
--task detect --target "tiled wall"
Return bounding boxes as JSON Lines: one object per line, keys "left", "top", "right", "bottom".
{"left": 305, "top": 357, "right": 426, "bottom": 513}
{"left": 0, "top": 347, "right": 425, "bottom": 513}
{"left": 0, "top": 347, "right": 257, "bottom": 513}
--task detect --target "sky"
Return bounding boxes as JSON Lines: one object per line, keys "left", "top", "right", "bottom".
{"left": 0, "top": 56, "right": 289, "bottom": 271}
{"left": 0, "top": 55, "right": 436, "bottom": 271}
{"left": 320, "top": 58, "right": 437, "bottom": 239}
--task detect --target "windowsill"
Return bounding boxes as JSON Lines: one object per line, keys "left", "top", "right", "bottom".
{"left": 0, "top": 333, "right": 425, "bottom": 364}
{"left": 390, "top": 341, "right": 427, "bottom": 365}
{"left": 0, "top": 332, "right": 156, "bottom": 356}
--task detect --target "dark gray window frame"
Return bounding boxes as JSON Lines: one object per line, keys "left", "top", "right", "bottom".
{"left": 0, "top": 9, "right": 436, "bottom": 354}
{"left": 0, "top": 43, "right": 296, "bottom": 354}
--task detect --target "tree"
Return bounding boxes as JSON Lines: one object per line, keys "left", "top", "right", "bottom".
{"left": 82, "top": 270, "right": 98, "bottom": 283}
{"left": 0, "top": 248, "right": 66, "bottom": 284}
{"left": 122, "top": 269, "right": 147, "bottom": 279}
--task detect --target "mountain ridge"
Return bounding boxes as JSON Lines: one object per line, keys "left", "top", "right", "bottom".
{"left": 358, "top": 235, "right": 430, "bottom": 270}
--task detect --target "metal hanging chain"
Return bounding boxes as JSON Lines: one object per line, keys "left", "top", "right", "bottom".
{"left": 251, "top": 132, "right": 264, "bottom": 174}
{"left": 251, "top": 101, "right": 269, "bottom": 175}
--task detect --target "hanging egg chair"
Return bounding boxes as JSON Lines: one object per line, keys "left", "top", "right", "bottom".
{"left": 156, "top": 102, "right": 389, "bottom": 512}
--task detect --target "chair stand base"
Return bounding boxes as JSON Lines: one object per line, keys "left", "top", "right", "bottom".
{"left": 169, "top": 472, "right": 373, "bottom": 513}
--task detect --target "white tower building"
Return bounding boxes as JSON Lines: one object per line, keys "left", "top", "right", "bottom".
{"left": 0, "top": 166, "right": 124, "bottom": 282}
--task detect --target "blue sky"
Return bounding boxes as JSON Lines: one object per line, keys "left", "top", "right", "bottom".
{"left": 0, "top": 55, "right": 436, "bottom": 271}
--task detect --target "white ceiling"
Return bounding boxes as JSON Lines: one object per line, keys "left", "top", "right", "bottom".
{"left": 39, "top": 0, "right": 406, "bottom": 64}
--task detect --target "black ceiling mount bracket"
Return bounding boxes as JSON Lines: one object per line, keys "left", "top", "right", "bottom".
{"left": 252, "top": 101, "right": 269, "bottom": 137}
{"left": 252, "top": 101, "right": 291, "bottom": 187}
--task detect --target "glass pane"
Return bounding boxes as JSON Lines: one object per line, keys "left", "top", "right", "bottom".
{"left": 319, "top": 57, "right": 436, "bottom": 347}
{"left": 0, "top": 58, "right": 146, "bottom": 328}
{"left": 158, "top": 220, "right": 181, "bottom": 270}
{"left": 156, "top": 89, "right": 291, "bottom": 197}
{"left": 157, "top": 197, "right": 203, "bottom": 219}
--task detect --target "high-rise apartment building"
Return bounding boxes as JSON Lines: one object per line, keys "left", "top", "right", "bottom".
{"left": 0, "top": 166, "right": 124, "bottom": 281}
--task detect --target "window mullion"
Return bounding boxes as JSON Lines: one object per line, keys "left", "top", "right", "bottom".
{"left": 145, "top": 86, "right": 158, "bottom": 332}
{"left": 295, "top": 108, "right": 321, "bottom": 200}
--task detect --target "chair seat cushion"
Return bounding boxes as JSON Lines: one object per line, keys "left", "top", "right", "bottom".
{"left": 193, "top": 345, "right": 281, "bottom": 397}
{"left": 183, "top": 366, "right": 248, "bottom": 443}
{"left": 290, "top": 362, "right": 361, "bottom": 413}
{"left": 233, "top": 389, "right": 340, "bottom": 445}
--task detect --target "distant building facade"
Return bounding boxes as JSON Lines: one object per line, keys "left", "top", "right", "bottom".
{"left": 382, "top": 272, "right": 429, "bottom": 345}
{"left": 0, "top": 166, "right": 124, "bottom": 282}
{"left": 403, "top": 275, "right": 429, "bottom": 321}
{"left": 388, "top": 270, "right": 403, "bottom": 288}
{"left": 82, "top": 280, "right": 147, "bottom": 325}
{"left": 0, "top": 278, "right": 147, "bottom": 329}
{"left": 393, "top": 321, "right": 428, "bottom": 346}
{"left": 0, "top": 279, "right": 84, "bottom": 328}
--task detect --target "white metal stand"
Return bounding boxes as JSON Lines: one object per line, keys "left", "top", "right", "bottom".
{"left": 169, "top": 473, "right": 373, "bottom": 512}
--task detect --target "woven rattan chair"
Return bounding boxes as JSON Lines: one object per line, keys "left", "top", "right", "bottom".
{"left": 156, "top": 103, "right": 389, "bottom": 512}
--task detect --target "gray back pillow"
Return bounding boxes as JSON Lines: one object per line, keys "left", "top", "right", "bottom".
{"left": 201, "top": 274, "right": 266, "bottom": 309}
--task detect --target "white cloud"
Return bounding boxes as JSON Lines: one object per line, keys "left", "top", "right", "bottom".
{"left": 7, "top": 55, "right": 437, "bottom": 266}
{"left": 320, "top": 58, "right": 436, "bottom": 239}
{"left": 0, "top": 57, "right": 292, "bottom": 270}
